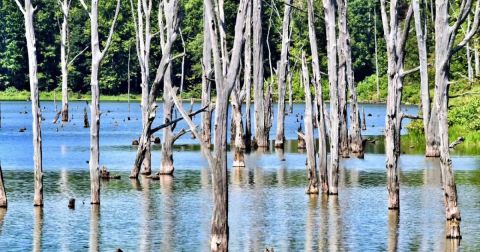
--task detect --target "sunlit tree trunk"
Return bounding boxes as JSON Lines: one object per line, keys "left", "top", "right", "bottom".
{"left": 160, "top": 65, "right": 175, "bottom": 175}
{"left": 380, "top": 0, "right": 412, "bottom": 210}
{"left": 244, "top": 1, "right": 253, "bottom": 150}
{"left": 475, "top": 39, "right": 479, "bottom": 77}
{"left": 307, "top": 0, "right": 328, "bottom": 193}
{"left": 432, "top": 0, "right": 480, "bottom": 239}
{"left": 323, "top": 0, "right": 340, "bottom": 195}
{"left": 80, "top": 0, "right": 121, "bottom": 203}
{"left": 59, "top": 0, "right": 70, "bottom": 122}
{"left": 337, "top": 0, "right": 349, "bottom": 158}
{"left": 15, "top": 0, "right": 43, "bottom": 207}
{"left": 274, "top": 0, "right": 292, "bottom": 149}
{"left": 231, "top": 79, "right": 246, "bottom": 167}
{"left": 201, "top": 9, "right": 212, "bottom": 146}
{"left": 253, "top": 0, "right": 269, "bottom": 148}
{"left": 301, "top": 52, "right": 319, "bottom": 194}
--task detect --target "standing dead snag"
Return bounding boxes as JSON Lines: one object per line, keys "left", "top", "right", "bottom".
{"left": 323, "top": 0, "right": 340, "bottom": 195}
{"left": 274, "top": 0, "right": 292, "bottom": 149}
{"left": 129, "top": 0, "right": 180, "bottom": 179}
{"left": 433, "top": 0, "right": 480, "bottom": 239}
{"left": 301, "top": 53, "right": 319, "bottom": 194}
{"left": 252, "top": 0, "right": 270, "bottom": 148}
{"left": 59, "top": 0, "right": 70, "bottom": 122}
{"left": 337, "top": 0, "right": 349, "bottom": 158}
{"left": 380, "top": 0, "right": 413, "bottom": 210}
{"left": 338, "top": 0, "right": 363, "bottom": 158}
{"left": 170, "top": 0, "right": 248, "bottom": 248}
{"left": 80, "top": 0, "right": 121, "bottom": 204}
{"left": 130, "top": 0, "right": 155, "bottom": 175}
{"left": 15, "top": 0, "right": 43, "bottom": 206}
{"left": 244, "top": 1, "right": 253, "bottom": 150}
{"left": 201, "top": 9, "right": 213, "bottom": 147}
{"left": 231, "top": 77, "right": 247, "bottom": 167}
{"left": 307, "top": 0, "right": 328, "bottom": 194}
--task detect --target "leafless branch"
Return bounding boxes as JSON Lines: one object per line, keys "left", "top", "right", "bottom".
{"left": 100, "top": 0, "right": 121, "bottom": 59}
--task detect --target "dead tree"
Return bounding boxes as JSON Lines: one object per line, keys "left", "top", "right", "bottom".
{"left": 231, "top": 78, "right": 246, "bottom": 167}
{"left": 337, "top": 0, "right": 349, "bottom": 158}
{"left": 130, "top": 0, "right": 154, "bottom": 175}
{"left": 0, "top": 164, "right": 6, "bottom": 208}
{"left": 59, "top": 0, "right": 70, "bottom": 122}
{"left": 15, "top": 0, "right": 43, "bottom": 207}
{"left": 201, "top": 9, "right": 212, "bottom": 146}
{"left": 380, "top": 0, "right": 413, "bottom": 210}
{"left": 130, "top": 0, "right": 180, "bottom": 179}
{"left": 274, "top": 0, "right": 292, "bottom": 149}
{"left": 433, "top": 0, "right": 480, "bottom": 239}
{"left": 307, "top": 0, "right": 328, "bottom": 193}
{"left": 80, "top": 0, "right": 121, "bottom": 204}
{"left": 244, "top": 1, "right": 253, "bottom": 150}
{"left": 253, "top": 0, "right": 269, "bottom": 148}
{"left": 338, "top": 0, "right": 363, "bottom": 157}
{"left": 323, "top": 0, "right": 340, "bottom": 195}
{"left": 170, "top": 0, "right": 248, "bottom": 249}
{"left": 301, "top": 52, "right": 319, "bottom": 194}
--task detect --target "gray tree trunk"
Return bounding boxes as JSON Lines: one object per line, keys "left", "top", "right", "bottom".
{"left": 16, "top": 0, "right": 43, "bottom": 207}
{"left": 81, "top": 0, "right": 121, "bottom": 204}
{"left": 60, "top": 0, "right": 70, "bottom": 122}
{"left": 475, "top": 39, "right": 479, "bottom": 77}
{"left": 432, "top": 0, "right": 480, "bottom": 239}
{"left": 253, "top": 0, "right": 269, "bottom": 148}
{"left": 301, "top": 52, "right": 319, "bottom": 194}
{"left": 374, "top": 5, "right": 380, "bottom": 99}
{"left": 307, "top": 0, "right": 328, "bottom": 194}
{"left": 380, "top": 0, "right": 412, "bottom": 210}
{"left": 160, "top": 64, "right": 175, "bottom": 175}
{"left": 337, "top": 0, "right": 349, "bottom": 158}
{"left": 231, "top": 79, "right": 246, "bottom": 167}
{"left": 274, "top": 0, "right": 292, "bottom": 149}
{"left": 323, "top": 0, "right": 340, "bottom": 195}
{"left": 129, "top": 0, "right": 180, "bottom": 179}
{"left": 244, "top": 1, "right": 253, "bottom": 150}
{"left": 201, "top": 9, "right": 212, "bottom": 146}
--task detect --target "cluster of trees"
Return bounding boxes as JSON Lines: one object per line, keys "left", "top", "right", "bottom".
{"left": 1, "top": 0, "right": 480, "bottom": 251}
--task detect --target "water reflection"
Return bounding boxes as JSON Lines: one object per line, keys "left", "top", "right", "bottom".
{"left": 160, "top": 176, "right": 174, "bottom": 251}
{"left": 0, "top": 208, "right": 6, "bottom": 234}
{"left": 89, "top": 205, "right": 100, "bottom": 252}
{"left": 388, "top": 211, "right": 399, "bottom": 252}
{"left": 33, "top": 207, "right": 43, "bottom": 252}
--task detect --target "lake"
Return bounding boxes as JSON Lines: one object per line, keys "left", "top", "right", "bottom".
{"left": 0, "top": 101, "right": 479, "bottom": 251}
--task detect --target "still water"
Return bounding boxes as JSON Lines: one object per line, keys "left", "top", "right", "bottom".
{"left": 0, "top": 101, "right": 479, "bottom": 251}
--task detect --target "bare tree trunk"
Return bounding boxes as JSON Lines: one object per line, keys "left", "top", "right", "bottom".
{"left": 307, "top": 0, "right": 328, "bottom": 194}
{"left": 201, "top": 9, "right": 212, "bottom": 146}
{"left": 244, "top": 1, "right": 253, "bottom": 150}
{"left": 467, "top": 18, "right": 473, "bottom": 83}
{"left": 301, "top": 52, "right": 319, "bottom": 194}
{"left": 337, "top": 0, "right": 349, "bottom": 158}
{"left": 274, "top": 0, "right": 292, "bottom": 149}
{"left": 380, "top": 0, "right": 412, "bottom": 210}
{"left": 15, "top": 0, "right": 43, "bottom": 207}
{"left": 288, "top": 65, "right": 293, "bottom": 114}
{"left": 81, "top": 0, "right": 121, "bottom": 204}
{"left": 0, "top": 164, "right": 6, "bottom": 208}
{"left": 432, "top": 0, "right": 480, "bottom": 238}
{"left": 231, "top": 80, "right": 246, "bottom": 167}
{"left": 60, "top": 0, "right": 70, "bottom": 122}
{"left": 160, "top": 65, "right": 175, "bottom": 175}
{"left": 475, "top": 39, "right": 480, "bottom": 77}
{"left": 129, "top": 0, "right": 179, "bottom": 179}
{"left": 374, "top": 5, "right": 380, "bottom": 99}
{"left": 253, "top": 0, "right": 269, "bottom": 148}
{"left": 323, "top": 0, "right": 340, "bottom": 195}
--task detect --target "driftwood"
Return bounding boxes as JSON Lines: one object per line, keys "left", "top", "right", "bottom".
{"left": 100, "top": 166, "right": 121, "bottom": 180}
{"left": 53, "top": 111, "right": 62, "bottom": 124}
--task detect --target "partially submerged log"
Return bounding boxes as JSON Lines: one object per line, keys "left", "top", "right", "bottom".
{"left": 297, "top": 124, "right": 306, "bottom": 150}
{"left": 449, "top": 137, "right": 465, "bottom": 149}
{"left": 132, "top": 139, "right": 139, "bottom": 146}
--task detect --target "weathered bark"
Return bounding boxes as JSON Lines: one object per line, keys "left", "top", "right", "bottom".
{"left": 160, "top": 65, "right": 175, "bottom": 175}
{"left": 59, "top": 0, "right": 70, "bottom": 122}
{"left": 81, "top": 0, "right": 121, "bottom": 204}
{"left": 413, "top": 0, "right": 435, "bottom": 157}
{"left": 337, "top": 0, "right": 349, "bottom": 158}
{"left": 307, "top": 0, "right": 328, "bottom": 194}
{"left": 475, "top": 40, "right": 479, "bottom": 77}
{"left": 380, "top": 0, "right": 412, "bottom": 210}
{"left": 374, "top": 5, "right": 380, "bottom": 99}
{"left": 323, "top": 0, "right": 340, "bottom": 195}
{"left": 15, "top": 0, "right": 43, "bottom": 207}
{"left": 83, "top": 107, "right": 89, "bottom": 128}
{"left": 338, "top": 0, "right": 363, "bottom": 157}
{"left": 171, "top": 0, "right": 248, "bottom": 249}
{"left": 361, "top": 107, "right": 366, "bottom": 130}
{"left": 201, "top": 9, "right": 213, "bottom": 147}
{"left": 252, "top": 0, "right": 269, "bottom": 148}
{"left": 231, "top": 77, "right": 246, "bottom": 167}
{"left": 274, "top": 0, "right": 292, "bottom": 149}
{"left": 301, "top": 52, "right": 319, "bottom": 194}
{"left": 130, "top": 0, "right": 154, "bottom": 175}
{"left": 0, "top": 164, "right": 6, "bottom": 208}
{"left": 432, "top": 0, "right": 480, "bottom": 239}
{"left": 130, "top": 0, "right": 180, "bottom": 179}
{"left": 244, "top": 2, "right": 253, "bottom": 151}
